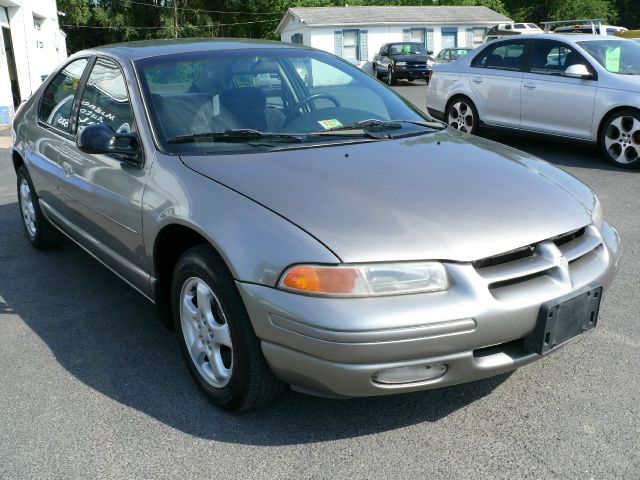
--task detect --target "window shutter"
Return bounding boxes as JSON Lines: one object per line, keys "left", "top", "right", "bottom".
{"left": 466, "top": 28, "right": 474, "bottom": 48}
{"left": 402, "top": 29, "right": 410, "bottom": 42}
{"left": 359, "top": 30, "right": 368, "bottom": 61}
{"left": 334, "top": 31, "right": 343, "bottom": 57}
{"left": 426, "top": 28, "right": 434, "bottom": 52}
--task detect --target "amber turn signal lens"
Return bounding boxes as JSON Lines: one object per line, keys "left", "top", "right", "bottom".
{"left": 281, "top": 266, "right": 359, "bottom": 294}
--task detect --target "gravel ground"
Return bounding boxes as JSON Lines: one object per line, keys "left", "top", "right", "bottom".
{"left": 0, "top": 86, "right": 639, "bottom": 479}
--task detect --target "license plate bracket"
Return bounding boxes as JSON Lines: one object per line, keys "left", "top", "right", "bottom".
{"left": 524, "top": 286, "right": 602, "bottom": 355}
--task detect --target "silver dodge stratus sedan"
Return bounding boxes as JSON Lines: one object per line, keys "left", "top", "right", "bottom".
{"left": 12, "top": 39, "right": 621, "bottom": 410}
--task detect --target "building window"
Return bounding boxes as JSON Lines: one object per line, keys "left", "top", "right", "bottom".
{"left": 441, "top": 27, "right": 458, "bottom": 49}
{"left": 342, "top": 29, "right": 360, "bottom": 61}
{"left": 410, "top": 28, "right": 425, "bottom": 46}
{"left": 408, "top": 28, "right": 434, "bottom": 53}
{"left": 473, "top": 27, "right": 487, "bottom": 47}
{"left": 290, "top": 33, "right": 303, "bottom": 44}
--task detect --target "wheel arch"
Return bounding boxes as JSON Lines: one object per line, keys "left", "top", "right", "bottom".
{"left": 12, "top": 150, "right": 24, "bottom": 173}
{"left": 152, "top": 222, "right": 233, "bottom": 330}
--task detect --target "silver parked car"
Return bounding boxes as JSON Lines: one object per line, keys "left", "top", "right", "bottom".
{"left": 12, "top": 39, "right": 620, "bottom": 410}
{"left": 427, "top": 34, "right": 640, "bottom": 168}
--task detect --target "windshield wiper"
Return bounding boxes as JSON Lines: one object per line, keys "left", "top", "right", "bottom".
{"left": 167, "top": 129, "right": 303, "bottom": 144}
{"left": 317, "top": 119, "right": 404, "bottom": 133}
{"left": 312, "top": 119, "right": 445, "bottom": 136}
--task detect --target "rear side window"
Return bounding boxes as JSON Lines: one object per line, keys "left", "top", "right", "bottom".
{"left": 39, "top": 58, "right": 88, "bottom": 131}
{"left": 77, "top": 57, "right": 134, "bottom": 134}
{"left": 472, "top": 41, "right": 526, "bottom": 71}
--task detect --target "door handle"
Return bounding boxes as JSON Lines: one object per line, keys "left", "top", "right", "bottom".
{"left": 523, "top": 82, "right": 536, "bottom": 89}
{"left": 472, "top": 77, "right": 483, "bottom": 84}
{"left": 62, "top": 162, "right": 73, "bottom": 179}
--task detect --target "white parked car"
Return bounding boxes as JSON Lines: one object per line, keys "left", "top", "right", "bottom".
{"left": 484, "top": 23, "right": 543, "bottom": 42}
{"left": 427, "top": 34, "right": 640, "bottom": 168}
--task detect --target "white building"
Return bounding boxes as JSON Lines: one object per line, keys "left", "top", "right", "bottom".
{"left": 0, "top": 0, "right": 67, "bottom": 124}
{"left": 276, "top": 6, "right": 512, "bottom": 71}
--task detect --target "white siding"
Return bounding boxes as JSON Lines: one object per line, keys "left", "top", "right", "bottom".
{"left": 0, "top": 0, "right": 67, "bottom": 123}
{"left": 279, "top": 19, "right": 496, "bottom": 74}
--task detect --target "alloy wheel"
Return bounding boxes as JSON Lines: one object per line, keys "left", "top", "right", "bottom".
{"left": 448, "top": 101, "right": 474, "bottom": 133}
{"left": 604, "top": 115, "right": 640, "bottom": 165}
{"left": 19, "top": 178, "right": 37, "bottom": 238}
{"left": 180, "top": 277, "right": 234, "bottom": 388}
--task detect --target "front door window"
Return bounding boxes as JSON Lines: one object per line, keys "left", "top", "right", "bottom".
{"left": 77, "top": 57, "right": 134, "bottom": 134}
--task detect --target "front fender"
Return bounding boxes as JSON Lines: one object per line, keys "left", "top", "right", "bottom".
{"left": 142, "top": 152, "right": 340, "bottom": 286}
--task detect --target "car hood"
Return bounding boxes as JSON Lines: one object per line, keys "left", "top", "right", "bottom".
{"left": 390, "top": 54, "right": 429, "bottom": 62}
{"left": 180, "top": 130, "right": 595, "bottom": 263}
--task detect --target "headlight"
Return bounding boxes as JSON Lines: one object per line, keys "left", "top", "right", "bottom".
{"left": 591, "top": 196, "right": 603, "bottom": 230}
{"left": 427, "top": 60, "right": 434, "bottom": 67}
{"left": 279, "top": 262, "right": 449, "bottom": 297}
{"left": 395, "top": 62, "right": 406, "bottom": 67}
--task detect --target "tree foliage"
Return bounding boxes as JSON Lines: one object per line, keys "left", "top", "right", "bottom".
{"left": 57, "top": 0, "right": 639, "bottom": 54}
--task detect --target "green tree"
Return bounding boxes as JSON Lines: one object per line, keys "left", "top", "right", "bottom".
{"left": 503, "top": 0, "right": 617, "bottom": 24}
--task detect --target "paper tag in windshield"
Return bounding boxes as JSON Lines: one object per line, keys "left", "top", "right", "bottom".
{"left": 605, "top": 46, "right": 621, "bottom": 72}
{"left": 318, "top": 119, "right": 342, "bottom": 130}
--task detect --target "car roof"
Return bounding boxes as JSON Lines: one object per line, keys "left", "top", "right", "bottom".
{"left": 80, "top": 38, "right": 310, "bottom": 62}
{"left": 493, "top": 33, "right": 632, "bottom": 43}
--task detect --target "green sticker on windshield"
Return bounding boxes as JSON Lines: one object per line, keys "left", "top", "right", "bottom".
{"left": 318, "top": 119, "right": 342, "bottom": 130}
{"left": 403, "top": 44, "right": 411, "bottom": 53}
{"left": 605, "top": 46, "right": 621, "bottom": 72}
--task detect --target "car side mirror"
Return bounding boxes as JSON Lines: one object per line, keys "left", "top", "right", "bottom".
{"left": 76, "top": 123, "right": 142, "bottom": 166}
{"left": 427, "top": 50, "right": 433, "bottom": 55}
{"left": 564, "top": 64, "right": 593, "bottom": 79}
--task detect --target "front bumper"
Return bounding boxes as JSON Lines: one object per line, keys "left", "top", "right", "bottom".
{"left": 394, "top": 68, "right": 431, "bottom": 80}
{"left": 237, "top": 221, "right": 621, "bottom": 398}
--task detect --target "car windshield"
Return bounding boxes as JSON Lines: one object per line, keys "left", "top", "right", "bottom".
{"left": 388, "top": 43, "right": 427, "bottom": 55}
{"left": 450, "top": 49, "right": 470, "bottom": 59}
{"left": 135, "top": 48, "right": 431, "bottom": 154}
{"left": 578, "top": 39, "right": 640, "bottom": 75}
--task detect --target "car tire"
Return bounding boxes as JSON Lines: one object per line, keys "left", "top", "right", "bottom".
{"left": 16, "top": 165, "right": 64, "bottom": 249}
{"left": 373, "top": 64, "right": 381, "bottom": 80}
{"left": 171, "top": 244, "right": 283, "bottom": 411}
{"left": 599, "top": 108, "right": 640, "bottom": 169}
{"left": 387, "top": 67, "right": 397, "bottom": 86}
{"left": 445, "top": 96, "right": 480, "bottom": 135}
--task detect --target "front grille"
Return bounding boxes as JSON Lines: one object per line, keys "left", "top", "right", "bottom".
{"left": 474, "top": 225, "right": 602, "bottom": 293}
{"left": 551, "top": 227, "right": 586, "bottom": 247}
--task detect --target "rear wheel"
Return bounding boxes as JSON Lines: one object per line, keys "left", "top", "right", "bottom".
{"left": 600, "top": 109, "right": 640, "bottom": 169}
{"left": 446, "top": 97, "right": 480, "bottom": 135}
{"left": 171, "top": 245, "right": 283, "bottom": 411}
{"left": 16, "top": 165, "right": 63, "bottom": 249}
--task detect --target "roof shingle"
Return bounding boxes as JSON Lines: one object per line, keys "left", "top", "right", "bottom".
{"left": 285, "top": 6, "right": 512, "bottom": 28}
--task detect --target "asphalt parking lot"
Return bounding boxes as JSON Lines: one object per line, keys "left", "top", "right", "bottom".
{"left": 1, "top": 83, "right": 639, "bottom": 479}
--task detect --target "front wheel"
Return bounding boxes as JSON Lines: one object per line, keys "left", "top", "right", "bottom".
{"left": 387, "top": 68, "right": 397, "bottom": 86}
{"left": 171, "top": 245, "right": 283, "bottom": 411}
{"left": 446, "top": 97, "right": 480, "bottom": 135}
{"left": 373, "top": 64, "right": 381, "bottom": 80}
{"left": 600, "top": 109, "right": 640, "bottom": 169}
